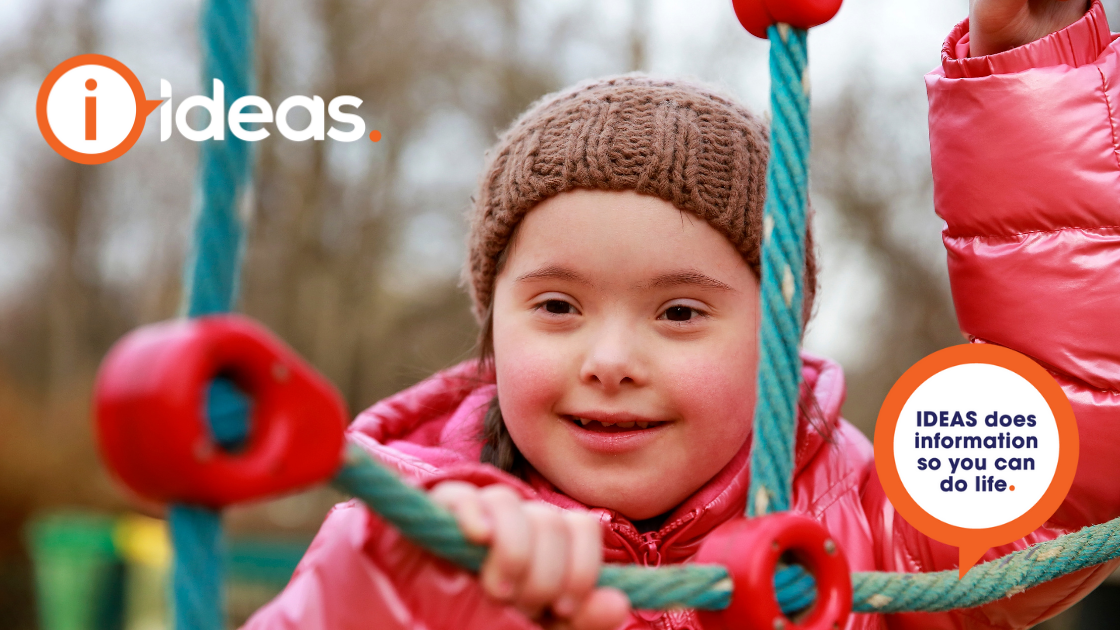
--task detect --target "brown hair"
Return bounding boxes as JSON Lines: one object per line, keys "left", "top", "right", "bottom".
{"left": 475, "top": 234, "right": 531, "bottom": 476}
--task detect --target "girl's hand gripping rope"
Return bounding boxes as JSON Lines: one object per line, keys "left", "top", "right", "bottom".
{"left": 430, "top": 481, "right": 631, "bottom": 630}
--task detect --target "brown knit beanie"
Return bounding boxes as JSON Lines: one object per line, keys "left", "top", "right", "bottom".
{"left": 465, "top": 73, "right": 817, "bottom": 325}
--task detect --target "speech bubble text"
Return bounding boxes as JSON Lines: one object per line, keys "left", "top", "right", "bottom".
{"left": 874, "top": 345, "right": 1078, "bottom": 577}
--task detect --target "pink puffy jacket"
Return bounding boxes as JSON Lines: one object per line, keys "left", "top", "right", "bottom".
{"left": 244, "top": 3, "right": 1120, "bottom": 628}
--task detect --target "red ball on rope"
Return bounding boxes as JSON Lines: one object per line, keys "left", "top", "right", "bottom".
{"left": 731, "top": 0, "right": 843, "bottom": 39}
{"left": 95, "top": 315, "right": 348, "bottom": 508}
{"left": 695, "top": 513, "right": 851, "bottom": 630}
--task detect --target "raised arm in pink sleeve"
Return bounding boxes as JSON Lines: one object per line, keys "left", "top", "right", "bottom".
{"left": 930, "top": 0, "right": 1120, "bottom": 532}
{"left": 864, "top": 3, "right": 1120, "bottom": 628}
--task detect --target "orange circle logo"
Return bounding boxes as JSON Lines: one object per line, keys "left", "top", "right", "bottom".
{"left": 873, "top": 344, "right": 1078, "bottom": 577}
{"left": 37, "top": 55, "right": 162, "bottom": 165}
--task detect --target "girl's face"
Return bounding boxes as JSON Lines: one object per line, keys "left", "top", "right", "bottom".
{"left": 491, "top": 189, "right": 761, "bottom": 520}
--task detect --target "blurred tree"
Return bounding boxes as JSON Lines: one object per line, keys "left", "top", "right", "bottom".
{"left": 810, "top": 78, "right": 961, "bottom": 434}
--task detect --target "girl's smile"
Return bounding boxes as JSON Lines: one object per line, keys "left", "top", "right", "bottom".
{"left": 561, "top": 411, "right": 673, "bottom": 454}
{"left": 491, "top": 188, "right": 762, "bottom": 520}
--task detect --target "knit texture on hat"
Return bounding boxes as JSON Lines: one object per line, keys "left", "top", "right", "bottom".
{"left": 465, "top": 73, "right": 817, "bottom": 324}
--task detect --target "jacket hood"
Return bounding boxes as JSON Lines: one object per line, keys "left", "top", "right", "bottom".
{"left": 347, "top": 352, "right": 846, "bottom": 566}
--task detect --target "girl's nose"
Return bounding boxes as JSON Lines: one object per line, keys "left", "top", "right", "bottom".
{"left": 579, "top": 325, "right": 646, "bottom": 393}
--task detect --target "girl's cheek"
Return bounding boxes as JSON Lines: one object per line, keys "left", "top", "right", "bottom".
{"left": 666, "top": 341, "right": 757, "bottom": 434}
{"left": 493, "top": 324, "right": 570, "bottom": 426}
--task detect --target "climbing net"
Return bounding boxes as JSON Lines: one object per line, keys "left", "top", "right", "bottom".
{"left": 92, "top": 0, "right": 1120, "bottom": 629}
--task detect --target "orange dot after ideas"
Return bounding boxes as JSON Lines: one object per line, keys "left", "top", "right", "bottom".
{"left": 873, "top": 344, "right": 1078, "bottom": 578}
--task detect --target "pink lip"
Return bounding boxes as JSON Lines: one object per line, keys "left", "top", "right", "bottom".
{"left": 560, "top": 411, "right": 672, "bottom": 455}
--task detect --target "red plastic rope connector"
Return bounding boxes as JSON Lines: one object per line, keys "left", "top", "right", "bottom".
{"left": 95, "top": 314, "right": 348, "bottom": 508}
{"left": 731, "top": 0, "right": 843, "bottom": 38}
{"left": 695, "top": 513, "right": 851, "bottom": 630}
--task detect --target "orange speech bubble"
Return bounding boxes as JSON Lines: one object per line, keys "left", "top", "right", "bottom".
{"left": 874, "top": 344, "right": 1078, "bottom": 577}
{"left": 37, "top": 54, "right": 162, "bottom": 165}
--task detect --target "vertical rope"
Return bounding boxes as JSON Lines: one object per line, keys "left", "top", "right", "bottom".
{"left": 182, "top": 0, "right": 254, "bottom": 318}
{"left": 747, "top": 24, "right": 810, "bottom": 517}
{"left": 170, "top": 0, "right": 255, "bottom": 628}
{"left": 168, "top": 506, "right": 225, "bottom": 630}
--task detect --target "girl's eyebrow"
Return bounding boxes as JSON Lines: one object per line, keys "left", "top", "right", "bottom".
{"left": 643, "top": 270, "right": 735, "bottom": 292}
{"left": 515, "top": 265, "right": 594, "bottom": 285}
{"left": 515, "top": 265, "right": 734, "bottom": 292}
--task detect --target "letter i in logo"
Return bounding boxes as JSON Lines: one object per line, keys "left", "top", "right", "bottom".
{"left": 37, "top": 54, "right": 161, "bottom": 164}
{"left": 85, "top": 78, "right": 97, "bottom": 140}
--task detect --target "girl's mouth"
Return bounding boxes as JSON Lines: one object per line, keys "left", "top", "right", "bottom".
{"left": 562, "top": 413, "right": 670, "bottom": 454}
{"left": 564, "top": 415, "right": 667, "bottom": 433}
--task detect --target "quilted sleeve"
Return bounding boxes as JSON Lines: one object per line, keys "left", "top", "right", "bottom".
{"left": 240, "top": 499, "right": 541, "bottom": 630}
{"left": 928, "top": 0, "right": 1120, "bottom": 535}
{"left": 862, "top": 3, "right": 1120, "bottom": 628}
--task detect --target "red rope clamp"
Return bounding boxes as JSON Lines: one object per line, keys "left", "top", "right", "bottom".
{"left": 731, "top": 0, "right": 843, "bottom": 38}
{"left": 695, "top": 513, "right": 851, "bottom": 630}
{"left": 95, "top": 315, "right": 347, "bottom": 508}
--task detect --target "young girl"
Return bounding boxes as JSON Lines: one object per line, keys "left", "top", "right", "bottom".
{"left": 246, "top": 1, "right": 1120, "bottom": 628}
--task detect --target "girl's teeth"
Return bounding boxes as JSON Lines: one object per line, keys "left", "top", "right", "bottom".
{"left": 572, "top": 416, "right": 659, "bottom": 429}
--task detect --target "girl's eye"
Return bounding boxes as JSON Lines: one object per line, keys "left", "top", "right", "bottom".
{"left": 543, "top": 299, "right": 574, "bottom": 314}
{"left": 662, "top": 305, "right": 698, "bottom": 322}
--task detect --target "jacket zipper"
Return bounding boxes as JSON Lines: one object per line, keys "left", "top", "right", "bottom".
{"left": 614, "top": 511, "right": 698, "bottom": 568}
{"left": 639, "top": 531, "right": 662, "bottom": 566}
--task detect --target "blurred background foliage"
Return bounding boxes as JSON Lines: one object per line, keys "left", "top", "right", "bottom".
{"left": 2, "top": 0, "right": 1118, "bottom": 627}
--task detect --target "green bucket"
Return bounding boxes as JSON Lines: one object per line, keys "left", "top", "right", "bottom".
{"left": 26, "top": 512, "right": 125, "bottom": 630}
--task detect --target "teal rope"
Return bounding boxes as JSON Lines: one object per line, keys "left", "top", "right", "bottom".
{"left": 182, "top": 0, "right": 254, "bottom": 319}
{"left": 171, "top": 0, "right": 255, "bottom": 628}
{"left": 334, "top": 444, "right": 1120, "bottom": 614}
{"left": 747, "top": 24, "right": 810, "bottom": 518}
{"left": 851, "top": 521, "right": 1120, "bottom": 612}
{"left": 206, "top": 378, "right": 252, "bottom": 451}
{"left": 168, "top": 506, "right": 226, "bottom": 630}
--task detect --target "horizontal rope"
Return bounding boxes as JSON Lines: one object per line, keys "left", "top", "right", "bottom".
{"left": 852, "top": 521, "right": 1120, "bottom": 613}
{"left": 332, "top": 446, "right": 1120, "bottom": 615}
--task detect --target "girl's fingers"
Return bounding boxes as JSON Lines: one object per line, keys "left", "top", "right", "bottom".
{"left": 567, "top": 587, "right": 631, "bottom": 630}
{"left": 517, "top": 502, "right": 570, "bottom": 612}
{"left": 429, "top": 481, "right": 492, "bottom": 544}
{"left": 478, "top": 485, "right": 533, "bottom": 601}
{"left": 551, "top": 511, "right": 602, "bottom": 619}
{"left": 436, "top": 483, "right": 621, "bottom": 628}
